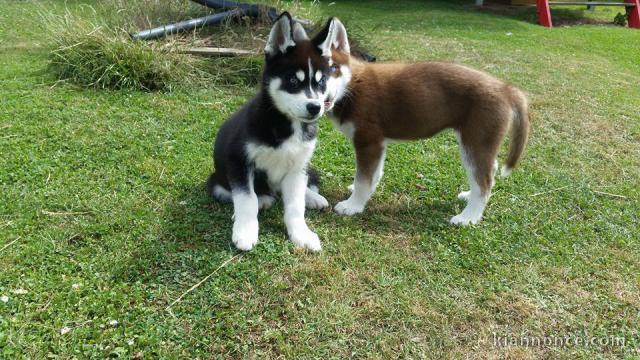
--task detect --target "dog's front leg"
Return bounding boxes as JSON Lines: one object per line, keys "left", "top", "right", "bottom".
{"left": 281, "top": 170, "right": 321, "bottom": 251}
{"left": 230, "top": 171, "right": 260, "bottom": 251}
{"left": 335, "top": 141, "right": 386, "bottom": 216}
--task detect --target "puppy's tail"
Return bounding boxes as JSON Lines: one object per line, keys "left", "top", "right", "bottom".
{"left": 501, "top": 86, "right": 530, "bottom": 177}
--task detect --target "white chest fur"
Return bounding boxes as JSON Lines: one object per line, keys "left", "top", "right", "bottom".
{"left": 329, "top": 115, "right": 355, "bottom": 140}
{"left": 245, "top": 123, "right": 316, "bottom": 188}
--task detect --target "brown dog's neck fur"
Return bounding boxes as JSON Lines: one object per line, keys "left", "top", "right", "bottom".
{"left": 347, "top": 55, "right": 367, "bottom": 76}
{"left": 331, "top": 56, "right": 365, "bottom": 121}
{"left": 332, "top": 56, "right": 418, "bottom": 126}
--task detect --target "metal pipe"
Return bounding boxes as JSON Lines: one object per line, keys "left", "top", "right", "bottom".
{"left": 131, "top": 9, "right": 242, "bottom": 40}
{"left": 131, "top": 1, "right": 377, "bottom": 62}
{"left": 190, "top": 0, "right": 279, "bottom": 21}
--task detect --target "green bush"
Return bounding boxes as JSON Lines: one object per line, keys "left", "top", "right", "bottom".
{"left": 613, "top": 12, "right": 627, "bottom": 27}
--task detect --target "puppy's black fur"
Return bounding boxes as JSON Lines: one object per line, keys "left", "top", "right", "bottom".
{"left": 205, "top": 90, "right": 320, "bottom": 198}
{"left": 206, "top": 13, "right": 325, "bottom": 200}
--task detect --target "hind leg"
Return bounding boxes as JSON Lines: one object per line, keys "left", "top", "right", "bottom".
{"left": 252, "top": 171, "right": 276, "bottom": 211}
{"left": 214, "top": 181, "right": 275, "bottom": 211}
{"left": 212, "top": 183, "right": 232, "bottom": 203}
{"left": 305, "top": 168, "right": 329, "bottom": 209}
{"left": 451, "top": 132, "right": 499, "bottom": 226}
{"left": 258, "top": 195, "right": 276, "bottom": 210}
{"left": 305, "top": 186, "right": 329, "bottom": 209}
{"left": 457, "top": 159, "right": 498, "bottom": 202}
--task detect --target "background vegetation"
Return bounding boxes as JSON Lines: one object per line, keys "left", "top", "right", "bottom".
{"left": 40, "top": 0, "right": 321, "bottom": 90}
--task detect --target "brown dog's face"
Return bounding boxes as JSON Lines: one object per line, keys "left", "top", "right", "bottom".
{"left": 324, "top": 46, "right": 351, "bottom": 111}
{"left": 308, "top": 17, "right": 350, "bottom": 111}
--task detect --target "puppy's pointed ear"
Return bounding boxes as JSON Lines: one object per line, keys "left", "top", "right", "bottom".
{"left": 265, "top": 12, "right": 295, "bottom": 57}
{"left": 313, "top": 17, "right": 350, "bottom": 58}
{"left": 292, "top": 21, "right": 308, "bottom": 42}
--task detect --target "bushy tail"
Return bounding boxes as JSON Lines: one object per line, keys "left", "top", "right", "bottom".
{"left": 501, "top": 87, "right": 530, "bottom": 177}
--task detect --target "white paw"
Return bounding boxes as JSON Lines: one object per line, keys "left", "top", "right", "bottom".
{"left": 457, "top": 191, "right": 471, "bottom": 201}
{"left": 232, "top": 220, "right": 258, "bottom": 251}
{"left": 500, "top": 165, "right": 512, "bottom": 178}
{"left": 347, "top": 183, "right": 354, "bottom": 193}
{"left": 212, "top": 185, "right": 232, "bottom": 202}
{"left": 289, "top": 226, "right": 322, "bottom": 252}
{"left": 334, "top": 199, "right": 364, "bottom": 216}
{"left": 305, "top": 191, "right": 329, "bottom": 209}
{"left": 450, "top": 213, "right": 481, "bottom": 226}
{"left": 258, "top": 195, "right": 276, "bottom": 210}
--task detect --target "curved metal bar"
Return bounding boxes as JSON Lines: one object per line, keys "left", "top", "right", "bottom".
{"left": 131, "top": 9, "right": 242, "bottom": 40}
{"left": 190, "top": 0, "right": 279, "bottom": 21}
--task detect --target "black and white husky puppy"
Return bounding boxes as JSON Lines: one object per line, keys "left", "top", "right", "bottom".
{"left": 207, "top": 13, "right": 347, "bottom": 252}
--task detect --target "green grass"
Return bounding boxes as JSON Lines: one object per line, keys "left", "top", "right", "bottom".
{"left": 1, "top": 0, "right": 639, "bottom": 358}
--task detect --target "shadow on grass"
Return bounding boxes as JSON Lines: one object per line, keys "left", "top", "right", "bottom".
{"left": 160, "top": 178, "right": 462, "bottom": 252}
{"left": 477, "top": 3, "right": 540, "bottom": 23}
{"left": 338, "top": 0, "right": 619, "bottom": 29}
{"left": 109, "top": 167, "right": 466, "bottom": 288}
{"left": 158, "top": 182, "right": 462, "bottom": 258}
{"left": 107, "top": 182, "right": 237, "bottom": 285}
{"left": 318, "top": 187, "right": 462, "bottom": 243}
{"left": 332, "top": 0, "right": 537, "bottom": 28}
{"left": 479, "top": 2, "right": 620, "bottom": 27}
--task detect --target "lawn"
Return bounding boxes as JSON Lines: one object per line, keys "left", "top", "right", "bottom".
{"left": 1, "top": 0, "right": 639, "bottom": 358}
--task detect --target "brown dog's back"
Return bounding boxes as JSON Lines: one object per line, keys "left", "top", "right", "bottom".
{"left": 341, "top": 62, "right": 509, "bottom": 134}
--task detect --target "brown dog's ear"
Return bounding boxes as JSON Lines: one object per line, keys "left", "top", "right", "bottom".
{"left": 265, "top": 12, "right": 295, "bottom": 57}
{"left": 292, "top": 21, "right": 309, "bottom": 42}
{"left": 313, "top": 17, "right": 350, "bottom": 58}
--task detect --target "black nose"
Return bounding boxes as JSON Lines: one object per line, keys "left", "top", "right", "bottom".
{"left": 306, "top": 103, "right": 321, "bottom": 116}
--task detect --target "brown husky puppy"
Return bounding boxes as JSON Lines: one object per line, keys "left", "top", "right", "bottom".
{"left": 321, "top": 22, "right": 530, "bottom": 225}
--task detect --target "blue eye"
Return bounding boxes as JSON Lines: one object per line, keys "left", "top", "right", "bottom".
{"left": 318, "top": 76, "right": 326, "bottom": 87}
{"left": 329, "top": 64, "right": 339, "bottom": 74}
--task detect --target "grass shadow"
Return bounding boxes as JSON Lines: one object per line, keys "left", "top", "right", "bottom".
{"left": 321, "top": 186, "right": 462, "bottom": 242}
{"left": 479, "top": 2, "right": 621, "bottom": 27}
{"left": 354, "top": 0, "right": 624, "bottom": 29}
{"left": 477, "top": 3, "right": 540, "bottom": 24}
{"left": 154, "top": 180, "right": 463, "bottom": 263}
{"left": 107, "top": 181, "right": 239, "bottom": 286}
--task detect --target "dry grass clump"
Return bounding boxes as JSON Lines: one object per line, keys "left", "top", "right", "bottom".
{"left": 44, "top": 11, "right": 206, "bottom": 90}
{"left": 40, "top": 1, "right": 322, "bottom": 91}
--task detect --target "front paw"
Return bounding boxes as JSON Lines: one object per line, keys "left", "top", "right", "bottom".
{"left": 334, "top": 199, "right": 364, "bottom": 216}
{"left": 289, "top": 226, "right": 322, "bottom": 252}
{"left": 449, "top": 213, "right": 481, "bottom": 226}
{"left": 258, "top": 195, "right": 276, "bottom": 210}
{"left": 232, "top": 220, "right": 259, "bottom": 251}
{"left": 457, "top": 191, "right": 471, "bottom": 202}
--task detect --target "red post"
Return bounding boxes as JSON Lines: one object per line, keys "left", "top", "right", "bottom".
{"left": 537, "top": 0, "right": 553, "bottom": 27}
{"left": 627, "top": 0, "right": 640, "bottom": 28}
